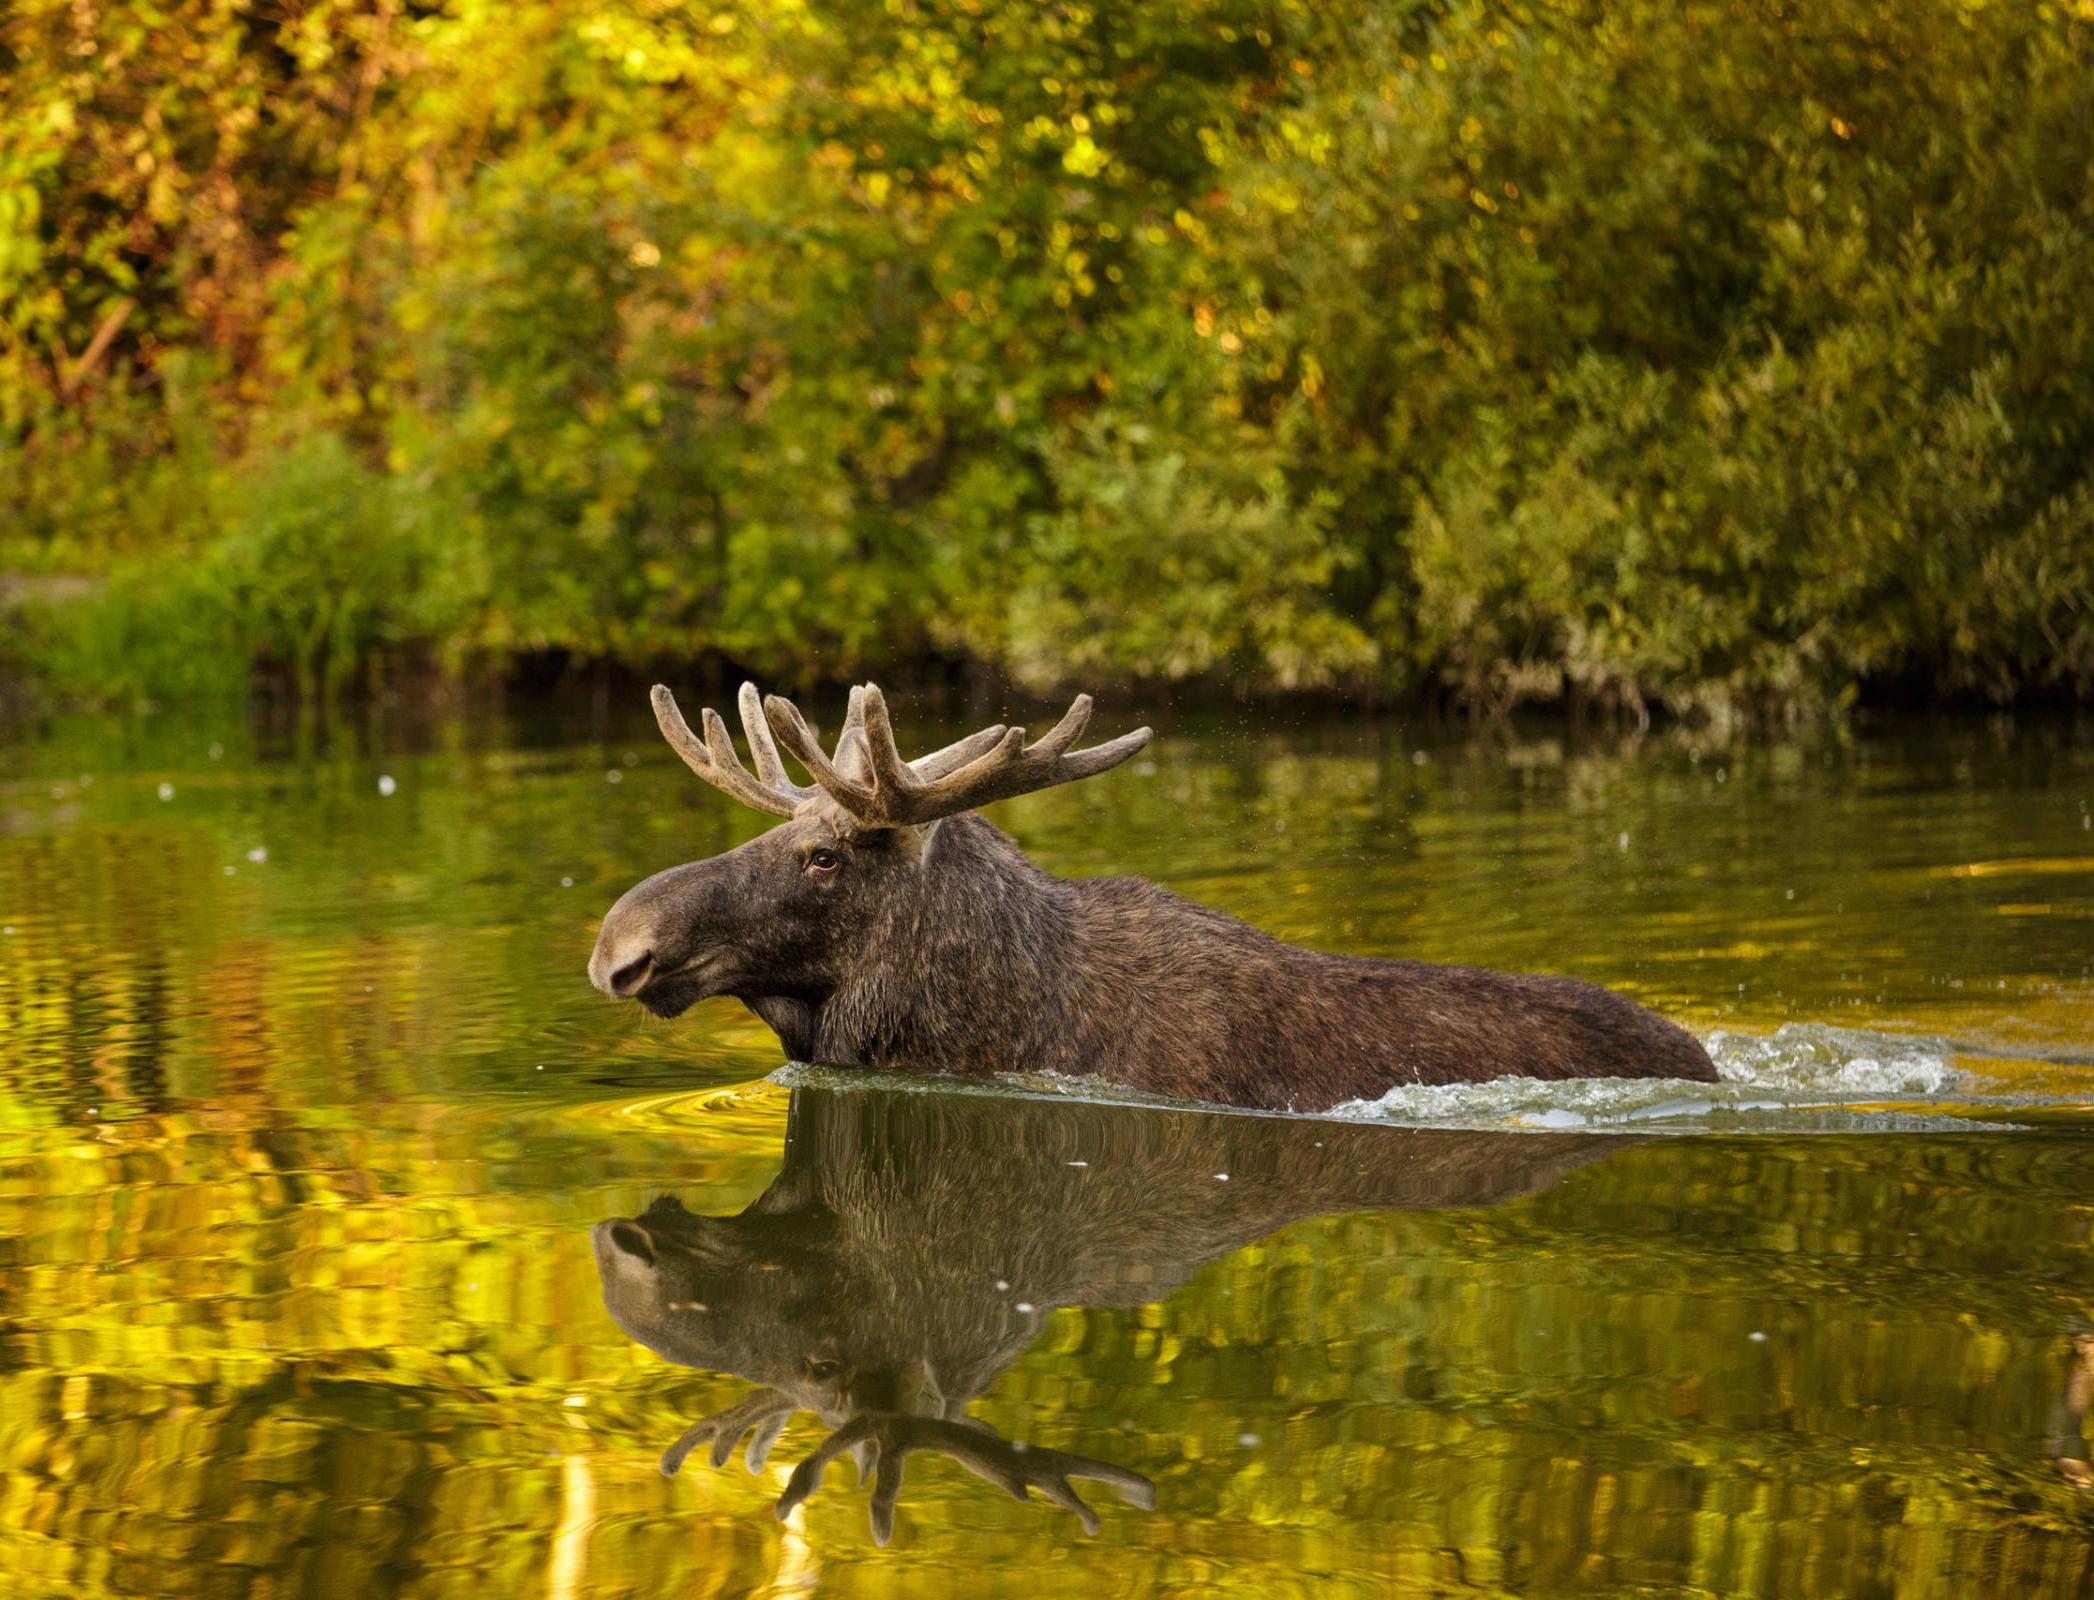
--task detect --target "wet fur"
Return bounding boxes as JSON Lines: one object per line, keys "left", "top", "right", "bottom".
{"left": 597, "top": 804, "right": 1716, "bottom": 1112}
{"left": 813, "top": 814, "right": 1716, "bottom": 1109}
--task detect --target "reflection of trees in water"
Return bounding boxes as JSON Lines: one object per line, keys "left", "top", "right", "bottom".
{"left": 2056, "top": 1328, "right": 2094, "bottom": 1491}
{"left": 4, "top": 1086, "right": 2092, "bottom": 1593}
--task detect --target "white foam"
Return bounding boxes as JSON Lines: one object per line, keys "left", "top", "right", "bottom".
{"left": 1705, "top": 1023, "right": 1962, "bottom": 1096}
{"left": 1324, "top": 1023, "right": 2007, "bottom": 1132}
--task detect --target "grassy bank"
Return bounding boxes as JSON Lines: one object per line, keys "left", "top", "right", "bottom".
{"left": 4, "top": 0, "right": 2092, "bottom": 718}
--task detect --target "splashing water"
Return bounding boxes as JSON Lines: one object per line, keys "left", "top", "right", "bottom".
{"left": 778, "top": 1024, "right": 2092, "bottom": 1134}
{"left": 1325, "top": 1023, "right": 2090, "bottom": 1133}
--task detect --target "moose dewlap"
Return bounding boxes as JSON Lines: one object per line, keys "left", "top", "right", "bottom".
{"left": 588, "top": 682, "right": 1718, "bottom": 1111}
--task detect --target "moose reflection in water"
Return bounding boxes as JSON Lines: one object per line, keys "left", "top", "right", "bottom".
{"left": 591, "top": 1083, "right": 1633, "bottom": 1543}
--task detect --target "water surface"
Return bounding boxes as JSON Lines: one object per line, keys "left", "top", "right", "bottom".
{"left": 2, "top": 701, "right": 2091, "bottom": 1595}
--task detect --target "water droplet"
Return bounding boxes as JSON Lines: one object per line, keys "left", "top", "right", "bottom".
{"left": 995, "top": 1279, "right": 1010, "bottom": 1291}
{"left": 246, "top": 847, "right": 267, "bottom": 864}
{"left": 377, "top": 774, "right": 397, "bottom": 797}
{"left": 1066, "top": 1159, "right": 1088, "bottom": 1167}
{"left": 1015, "top": 1301, "right": 1035, "bottom": 1314}
{"left": 1214, "top": 1172, "right": 1230, "bottom": 1181}
{"left": 1748, "top": 1331, "right": 1767, "bottom": 1342}
{"left": 606, "top": 769, "right": 623, "bottom": 784}
{"left": 560, "top": 876, "right": 574, "bottom": 888}
{"left": 156, "top": 782, "right": 174, "bottom": 801}
{"left": 1237, "top": 1432, "right": 1261, "bottom": 1448}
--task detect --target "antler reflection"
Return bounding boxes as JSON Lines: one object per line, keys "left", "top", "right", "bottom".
{"left": 659, "top": 1386, "right": 796, "bottom": 1477}
{"left": 660, "top": 1391, "right": 1155, "bottom": 1547}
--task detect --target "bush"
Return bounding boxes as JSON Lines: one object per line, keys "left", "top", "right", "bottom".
{"left": 3, "top": 0, "right": 2090, "bottom": 715}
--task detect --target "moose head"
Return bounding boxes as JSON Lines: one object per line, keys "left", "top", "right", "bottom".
{"left": 588, "top": 683, "right": 1150, "bottom": 1065}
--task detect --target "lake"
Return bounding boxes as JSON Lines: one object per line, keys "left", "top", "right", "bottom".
{"left": 3, "top": 695, "right": 2092, "bottom": 1596}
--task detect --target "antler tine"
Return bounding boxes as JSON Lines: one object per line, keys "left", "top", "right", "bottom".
{"left": 910, "top": 723, "right": 1009, "bottom": 781}
{"left": 858, "top": 685, "right": 926, "bottom": 798}
{"left": 763, "top": 692, "right": 879, "bottom": 813}
{"left": 745, "top": 1407, "right": 793, "bottom": 1473}
{"left": 652, "top": 686, "right": 800, "bottom": 819}
{"left": 1029, "top": 693, "right": 1093, "bottom": 758}
{"left": 771, "top": 1411, "right": 1154, "bottom": 1546}
{"left": 699, "top": 706, "right": 748, "bottom": 777}
{"left": 934, "top": 1427, "right": 1157, "bottom": 1532}
{"left": 660, "top": 1388, "right": 798, "bottom": 1478}
{"left": 775, "top": 1414, "right": 885, "bottom": 1537}
{"left": 831, "top": 685, "right": 872, "bottom": 784}
{"left": 736, "top": 681, "right": 805, "bottom": 798}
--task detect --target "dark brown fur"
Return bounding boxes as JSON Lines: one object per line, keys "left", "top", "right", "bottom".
{"left": 591, "top": 800, "right": 1717, "bottom": 1112}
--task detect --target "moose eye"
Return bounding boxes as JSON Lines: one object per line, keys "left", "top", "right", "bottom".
{"left": 806, "top": 848, "right": 841, "bottom": 875}
{"left": 806, "top": 1357, "right": 842, "bottom": 1381}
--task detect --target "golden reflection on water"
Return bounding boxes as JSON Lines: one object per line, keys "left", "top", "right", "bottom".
{"left": 6, "top": 1080, "right": 2093, "bottom": 1596}
{"left": 2, "top": 708, "right": 2092, "bottom": 1595}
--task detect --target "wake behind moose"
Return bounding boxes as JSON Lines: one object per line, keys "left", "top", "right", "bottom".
{"left": 589, "top": 683, "right": 1716, "bottom": 1110}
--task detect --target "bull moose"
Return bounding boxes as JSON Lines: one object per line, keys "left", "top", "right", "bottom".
{"left": 593, "top": 1081, "right": 1635, "bottom": 1542}
{"left": 589, "top": 683, "right": 1717, "bottom": 1110}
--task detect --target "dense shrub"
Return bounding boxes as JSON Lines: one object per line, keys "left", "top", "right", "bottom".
{"left": 3, "top": 0, "right": 2090, "bottom": 714}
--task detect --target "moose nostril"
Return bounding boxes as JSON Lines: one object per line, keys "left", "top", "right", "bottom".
{"left": 610, "top": 952, "right": 655, "bottom": 996}
{"left": 608, "top": 1222, "right": 656, "bottom": 1264}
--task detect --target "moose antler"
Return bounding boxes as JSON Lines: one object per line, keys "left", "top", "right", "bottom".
{"left": 659, "top": 1387, "right": 798, "bottom": 1477}
{"left": 774, "top": 1411, "right": 1155, "bottom": 1546}
{"left": 652, "top": 681, "right": 1150, "bottom": 825}
{"left": 652, "top": 682, "right": 822, "bottom": 819}
{"left": 761, "top": 683, "right": 1151, "bottom": 828}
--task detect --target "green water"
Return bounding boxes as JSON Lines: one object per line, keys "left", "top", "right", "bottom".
{"left": 2, "top": 699, "right": 2092, "bottom": 1596}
